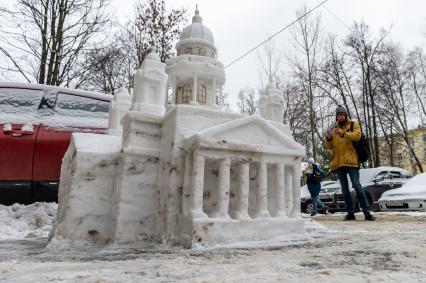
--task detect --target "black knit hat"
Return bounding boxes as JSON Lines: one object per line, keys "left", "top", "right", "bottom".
{"left": 336, "top": 105, "right": 348, "bottom": 116}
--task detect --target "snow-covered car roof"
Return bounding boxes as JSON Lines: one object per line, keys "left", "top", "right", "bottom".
{"left": 0, "top": 82, "right": 112, "bottom": 130}
{"left": 380, "top": 173, "right": 426, "bottom": 199}
{"left": 0, "top": 82, "right": 112, "bottom": 102}
{"left": 359, "top": 167, "right": 411, "bottom": 183}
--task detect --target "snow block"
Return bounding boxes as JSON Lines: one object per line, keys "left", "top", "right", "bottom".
{"left": 53, "top": 133, "right": 122, "bottom": 243}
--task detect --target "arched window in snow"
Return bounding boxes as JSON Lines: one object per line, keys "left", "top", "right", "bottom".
{"left": 176, "top": 85, "right": 192, "bottom": 104}
{"left": 197, "top": 85, "right": 206, "bottom": 104}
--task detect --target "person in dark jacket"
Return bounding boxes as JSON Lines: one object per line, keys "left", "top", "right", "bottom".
{"left": 325, "top": 105, "right": 375, "bottom": 221}
{"left": 304, "top": 158, "right": 328, "bottom": 216}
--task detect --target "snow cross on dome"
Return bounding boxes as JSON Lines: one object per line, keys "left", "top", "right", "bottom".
{"left": 179, "top": 5, "right": 213, "bottom": 43}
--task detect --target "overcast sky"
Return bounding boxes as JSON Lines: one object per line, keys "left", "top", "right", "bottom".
{"left": 4, "top": 0, "right": 426, "bottom": 108}
{"left": 112, "top": 0, "right": 426, "bottom": 108}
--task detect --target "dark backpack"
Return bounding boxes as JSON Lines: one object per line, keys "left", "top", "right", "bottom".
{"left": 350, "top": 122, "right": 369, "bottom": 164}
{"left": 310, "top": 165, "right": 323, "bottom": 184}
{"left": 311, "top": 171, "right": 321, "bottom": 184}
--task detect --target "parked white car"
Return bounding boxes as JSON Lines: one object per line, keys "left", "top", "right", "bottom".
{"left": 378, "top": 172, "right": 426, "bottom": 211}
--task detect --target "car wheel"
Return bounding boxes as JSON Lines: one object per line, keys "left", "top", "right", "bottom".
{"left": 305, "top": 202, "right": 314, "bottom": 215}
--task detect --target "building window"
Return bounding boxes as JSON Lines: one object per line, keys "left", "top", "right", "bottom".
{"left": 185, "top": 47, "right": 193, "bottom": 54}
{"left": 176, "top": 87, "right": 183, "bottom": 104}
{"left": 183, "top": 86, "right": 191, "bottom": 103}
{"left": 199, "top": 48, "right": 206, "bottom": 56}
{"left": 197, "top": 85, "right": 206, "bottom": 104}
{"left": 394, "top": 142, "right": 400, "bottom": 150}
{"left": 396, "top": 153, "right": 403, "bottom": 162}
{"left": 176, "top": 85, "right": 192, "bottom": 104}
{"left": 409, "top": 148, "right": 414, "bottom": 158}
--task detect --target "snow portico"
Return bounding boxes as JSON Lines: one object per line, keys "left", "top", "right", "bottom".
{"left": 51, "top": 8, "right": 306, "bottom": 248}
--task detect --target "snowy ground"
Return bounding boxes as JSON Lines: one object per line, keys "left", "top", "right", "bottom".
{"left": 1, "top": 203, "right": 426, "bottom": 282}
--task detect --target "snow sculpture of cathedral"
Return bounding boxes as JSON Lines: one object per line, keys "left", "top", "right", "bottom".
{"left": 51, "top": 8, "right": 306, "bottom": 248}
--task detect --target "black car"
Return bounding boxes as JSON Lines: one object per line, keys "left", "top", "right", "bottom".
{"left": 333, "top": 167, "right": 412, "bottom": 212}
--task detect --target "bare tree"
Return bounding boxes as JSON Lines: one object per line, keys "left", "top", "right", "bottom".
{"left": 77, "top": 0, "right": 187, "bottom": 94}
{"left": 289, "top": 5, "right": 322, "bottom": 160}
{"left": 92, "top": 0, "right": 186, "bottom": 92}
{"left": 0, "top": 0, "right": 111, "bottom": 86}
{"left": 122, "top": 0, "right": 187, "bottom": 68}
{"left": 217, "top": 91, "right": 230, "bottom": 109}
{"left": 344, "top": 21, "right": 389, "bottom": 167}
{"left": 319, "top": 34, "right": 360, "bottom": 120}
{"left": 79, "top": 41, "right": 129, "bottom": 94}
{"left": 377, "top": 43, "right": 423, "bottom": 173}
{"left": 406, "top": 47, "right": 426, "bottom": 124}
{"left": 258, "top": 39, "right": 282, "bottom": 83}
{"left": 237, "top": 87, "right": 258, "bottom": 115}
{"left": 283, "top": 80, "right": 310, "bottom": 149}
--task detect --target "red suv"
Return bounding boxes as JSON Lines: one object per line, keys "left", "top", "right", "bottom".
{"left": 0, "top": 83, "right": 112, "bottom": 204}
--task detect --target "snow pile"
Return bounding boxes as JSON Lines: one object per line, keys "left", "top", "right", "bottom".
{"left": 0, "top": 202, "right": 331, "bottom": 248}
{"left": 1, "top": 211, "right": 426, "bottom": 283}
{"left": 0, "top": 203, "right": 57, "bottom": 240}
{"left": 0, "top": 205, "right": 426, "bottom": 282}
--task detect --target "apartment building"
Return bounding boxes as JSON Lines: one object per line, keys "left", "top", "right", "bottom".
{"left": 379, "top": 126, "right": 426, "bottom": 174}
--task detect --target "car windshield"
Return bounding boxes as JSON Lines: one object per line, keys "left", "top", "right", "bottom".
{"left": 359, "top": 169, "right": 378, "bottom": 183}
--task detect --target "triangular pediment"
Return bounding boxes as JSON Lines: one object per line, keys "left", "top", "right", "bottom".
{"left": 189, "top": 115, "right": 304, "bottom": 154}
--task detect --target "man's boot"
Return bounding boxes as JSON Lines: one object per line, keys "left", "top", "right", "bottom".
{"left": 310, "top": 211, "right": 317, "bottom": 216}
{"left": 364, "top": 212, "right": 376, "bottom": 221}
{"left": 344, "top": 212, "right": 356, "bottom": 221}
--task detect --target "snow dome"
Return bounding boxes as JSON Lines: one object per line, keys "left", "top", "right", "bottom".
{"left": 167, "top": 7, "right": 225, "bottom": 107}
{"left": 176, "top": 5, "right": 216, "bottom": 58}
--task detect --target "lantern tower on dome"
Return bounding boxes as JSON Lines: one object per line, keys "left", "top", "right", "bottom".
{"left": 166, "top": 6, "right": 225, "bottom": 106}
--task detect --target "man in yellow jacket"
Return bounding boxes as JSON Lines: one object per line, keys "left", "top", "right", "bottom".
{"left": 325, "top": 105, "right": 375, "bottom": 221}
